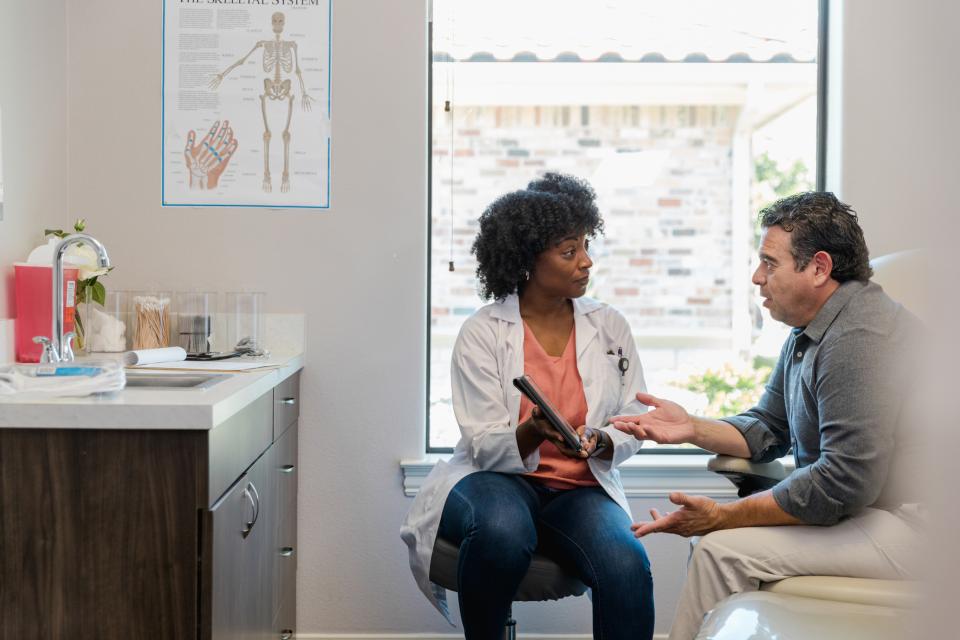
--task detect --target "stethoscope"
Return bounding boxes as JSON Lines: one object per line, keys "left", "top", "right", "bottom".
{"left": 617, "top": 347, "right": 629, "bottom": 377}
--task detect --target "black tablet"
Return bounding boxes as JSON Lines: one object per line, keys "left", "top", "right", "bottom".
{"left": 513, "top": 374, "right": 583, "bottom": 452}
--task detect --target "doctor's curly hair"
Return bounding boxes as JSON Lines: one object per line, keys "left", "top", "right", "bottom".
{"left": 471, "top": 173, "right": 603, "bottom": 301}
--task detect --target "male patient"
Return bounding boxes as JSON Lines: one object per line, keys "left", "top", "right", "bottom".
{"left": 613, "top": 192, "right": 923, "bottom": 640}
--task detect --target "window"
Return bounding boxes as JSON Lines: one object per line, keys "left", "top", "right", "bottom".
{"left": 428, "top": 0, "right": 825, "bottom": 452}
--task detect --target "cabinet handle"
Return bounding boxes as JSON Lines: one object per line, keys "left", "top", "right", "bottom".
{"left": 280, "top": 464, "right": 296, "bottom": 474}
{"left": 241, "top": 481, "right": 261, "bottom": 538}
{"left": 249, "top": 481, "right": 261, "bottom": 524}
{"left": 280, "top": 397, "right": 296, "bottom": 405}
{"left": 241, "top": 486, "right": 256, "bottom": 538}
{"left": 280, "top": 631, "right": 294, "bottom": 640}
{"left": 279, "top": 546, "right": 295, "bottom": 557}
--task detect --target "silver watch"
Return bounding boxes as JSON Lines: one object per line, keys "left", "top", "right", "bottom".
{"left": 589, "top": 430, "right": 610, "bottom": 458}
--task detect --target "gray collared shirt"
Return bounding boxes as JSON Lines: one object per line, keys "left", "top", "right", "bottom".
{"left": 721, "top": 280, "right": 922, "bottom": 525}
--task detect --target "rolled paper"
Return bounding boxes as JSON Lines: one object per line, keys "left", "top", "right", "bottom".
{"left": 123, "top": 346, "right": 188, "bottom": 366}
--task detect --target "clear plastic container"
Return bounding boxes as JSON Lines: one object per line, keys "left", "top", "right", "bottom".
{"left": 130, "top": 291, "right": 173, "bottom": 350}
{"left": 175, "top": 291, "right": 218, "bottom": 355}
{"left": 80, "top": 290, "right": 129, "bottom": 353}
{"left": 226, "top": 291, "right": 266, "bottom": 353}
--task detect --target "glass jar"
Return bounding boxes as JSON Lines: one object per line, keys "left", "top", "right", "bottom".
{"left": 226, "top": 291, "right": 266, "bottom": 353}
{"left": 81, "top": 290, "right": 129, "bottom": 353}
{"left": 129, "top": 291, "right": 173, "bottom": 350}
{"left": 175, "top": 291, "right": 219, "bottom": 355}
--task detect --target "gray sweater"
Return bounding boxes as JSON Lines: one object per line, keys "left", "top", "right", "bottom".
{"left": 722, "top": 280, "right": 923, "bottom": 525}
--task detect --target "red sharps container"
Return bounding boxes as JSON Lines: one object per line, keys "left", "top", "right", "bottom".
{"left": 13, "top": 264, "right": 80, "bottom": 363}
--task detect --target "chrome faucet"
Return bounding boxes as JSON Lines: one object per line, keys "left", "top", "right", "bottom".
{"left": 33, "top": 234, "right": 111, "bottom": 363}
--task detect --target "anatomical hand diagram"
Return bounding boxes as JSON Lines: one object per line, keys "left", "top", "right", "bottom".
{"left": 184, "top": 120, "right": 238, "bottom": 190}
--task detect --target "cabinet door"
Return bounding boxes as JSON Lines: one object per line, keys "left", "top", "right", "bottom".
{"left": 273, "top": 423, "right": 298, "bottom": 636}
{"left": 210, "top": 451, "right": 273, "bottom": 640}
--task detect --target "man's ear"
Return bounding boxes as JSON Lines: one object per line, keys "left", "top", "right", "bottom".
{"left": 811, "top": 250, "right": 834, "bottom": 285}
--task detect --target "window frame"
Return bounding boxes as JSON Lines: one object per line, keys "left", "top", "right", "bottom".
{"left": 425, "top": 0, "right": 829, "bottom": 454}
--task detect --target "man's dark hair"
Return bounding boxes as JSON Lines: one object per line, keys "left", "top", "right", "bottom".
{"left": 471, "top": 173, "right": 603, "bottom": 301}
{"left": 759, "top": 191, "right": 873, "bottom": 282}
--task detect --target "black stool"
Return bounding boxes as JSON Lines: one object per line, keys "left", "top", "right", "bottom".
{"left": 429, "top": 537, "right": 588, "bottom": 640}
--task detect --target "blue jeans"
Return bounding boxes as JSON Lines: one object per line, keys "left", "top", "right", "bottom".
{"left": 437, "top": 471, "right": 654, "bottom": 640}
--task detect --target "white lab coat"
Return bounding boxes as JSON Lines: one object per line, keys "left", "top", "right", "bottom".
{"left": 400, "top": 295, "right": 649, "bottom": 617}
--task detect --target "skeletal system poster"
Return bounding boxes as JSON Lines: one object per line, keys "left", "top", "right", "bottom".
{"left": 162, "top": 0, "right": 331, "bottom": 208}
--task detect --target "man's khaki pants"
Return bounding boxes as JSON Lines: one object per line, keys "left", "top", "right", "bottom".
{"left": 669, "top": 506, "right": 920, "bottom": 640}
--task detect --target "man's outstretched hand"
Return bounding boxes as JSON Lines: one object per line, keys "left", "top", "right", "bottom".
{"left": 631, "top": 492, "right": 726, "bottom": 538}
{"left": 611, "top": 392, "right": 696, "bottom": 445}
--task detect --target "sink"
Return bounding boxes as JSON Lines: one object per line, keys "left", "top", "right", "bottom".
{"left": 124, "top": 372, "right": 229, "bottom": 389}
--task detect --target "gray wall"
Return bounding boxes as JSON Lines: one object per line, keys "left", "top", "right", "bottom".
{"left": 0, "top": 0, "right": 956, "bottom": 635}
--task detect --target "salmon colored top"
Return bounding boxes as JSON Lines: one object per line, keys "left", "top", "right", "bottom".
{"left": 520, "top": 321, "right": 599, "bottom": 489}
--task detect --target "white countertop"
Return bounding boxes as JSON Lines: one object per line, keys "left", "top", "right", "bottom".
{"left": 0, "top": 352, "right": 304, "bottom": 430}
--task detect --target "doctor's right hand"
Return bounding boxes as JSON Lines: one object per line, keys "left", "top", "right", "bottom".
{"left": 524, "top": 406, "right": 587, "bottom": 459}
{"left": 610, "top": 392, "right": 695, "bottom": 445}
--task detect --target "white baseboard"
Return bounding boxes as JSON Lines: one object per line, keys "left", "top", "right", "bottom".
{"left": 295, "top": 635, "right": 668, "bottom": 640}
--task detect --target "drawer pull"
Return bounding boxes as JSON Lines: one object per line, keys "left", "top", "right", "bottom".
{"left": 280, "top": 631, "right": 294, "bottom": 640}
{"left": 280, "top": 464, "right": 296, "bottom": 474}
{"left": 241, "top": 483, "right": 258, "bottom": 538}
{"left": 280, "top": 397, "right": 296, "bottom": 406}
{"left": 279, "top": 546, "right": 295, "bottom": 557}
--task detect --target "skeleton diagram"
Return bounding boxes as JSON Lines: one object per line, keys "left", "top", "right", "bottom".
{"left": 209, "top": 12, "right": 314, "bottom": 193}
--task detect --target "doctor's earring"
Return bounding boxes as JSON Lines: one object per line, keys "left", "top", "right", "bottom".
{"left": 522, "top": 270, "right": 530, "bottom": 281}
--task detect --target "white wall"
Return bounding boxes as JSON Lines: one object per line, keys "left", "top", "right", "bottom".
{"left": 834, "top": 6, "right": 959, "bottom": 636}
{"left": 830, "top": 0, "right": 956, "bottom": 256}
{"left": 0, "top": 0, "right": 72, "bottom": 318}
{"left": 0, "top": 0, "right": 955, "bottom": 635}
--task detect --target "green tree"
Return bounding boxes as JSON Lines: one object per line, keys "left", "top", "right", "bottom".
{"left": 753, "top": 152, "right": 813, "bottom": 243}
{"left": 755, "top": 151, "right": 811, "bottom": 202}
{"left": 683, "top": 361, "right": 773, "bottom": 417}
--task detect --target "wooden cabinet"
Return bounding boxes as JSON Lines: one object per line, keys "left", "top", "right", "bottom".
{"left": 208, "top": 450, "right": 273, "bottom": 639}
{"left": 0, "top": 370, "right": 301, "bottom": 640}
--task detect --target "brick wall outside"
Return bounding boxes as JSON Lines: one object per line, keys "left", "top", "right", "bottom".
{"left": 431, "top": 104, "right": 740, "bottom": 336}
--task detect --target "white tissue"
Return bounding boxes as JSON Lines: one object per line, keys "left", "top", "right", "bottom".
{"left": 26, "top": 237, "right": 60, "bottom": 264}
{"left": 123, "top": 347, "right": 188, "bottom": 366}
{"left": 85, "top": 305, "right": 126, "bottom": 352}
{"left": 0, "top": 361, "right": 126, "bottom": 396}
{"left": 25, "top": 237, "right": 102, "bottom": 272}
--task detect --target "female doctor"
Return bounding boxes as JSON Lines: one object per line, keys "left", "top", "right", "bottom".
{"left": 401, "top": 173, "right": 654, "bottom": 640}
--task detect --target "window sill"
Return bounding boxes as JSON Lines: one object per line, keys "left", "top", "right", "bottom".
{"left": 399, "top": 454, "right": 795, "bottom": 499}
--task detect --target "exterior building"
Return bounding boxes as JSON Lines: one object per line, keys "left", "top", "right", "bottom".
{"left": 429, "top": 17, "right": 817, "bottom": 447}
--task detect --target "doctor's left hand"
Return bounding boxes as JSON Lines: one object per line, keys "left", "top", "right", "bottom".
{"left": 577, "top": 426, "right": 599, "bottom": 456}
{"left": 631, "top": 492, "right": 726, "bottom": 538}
